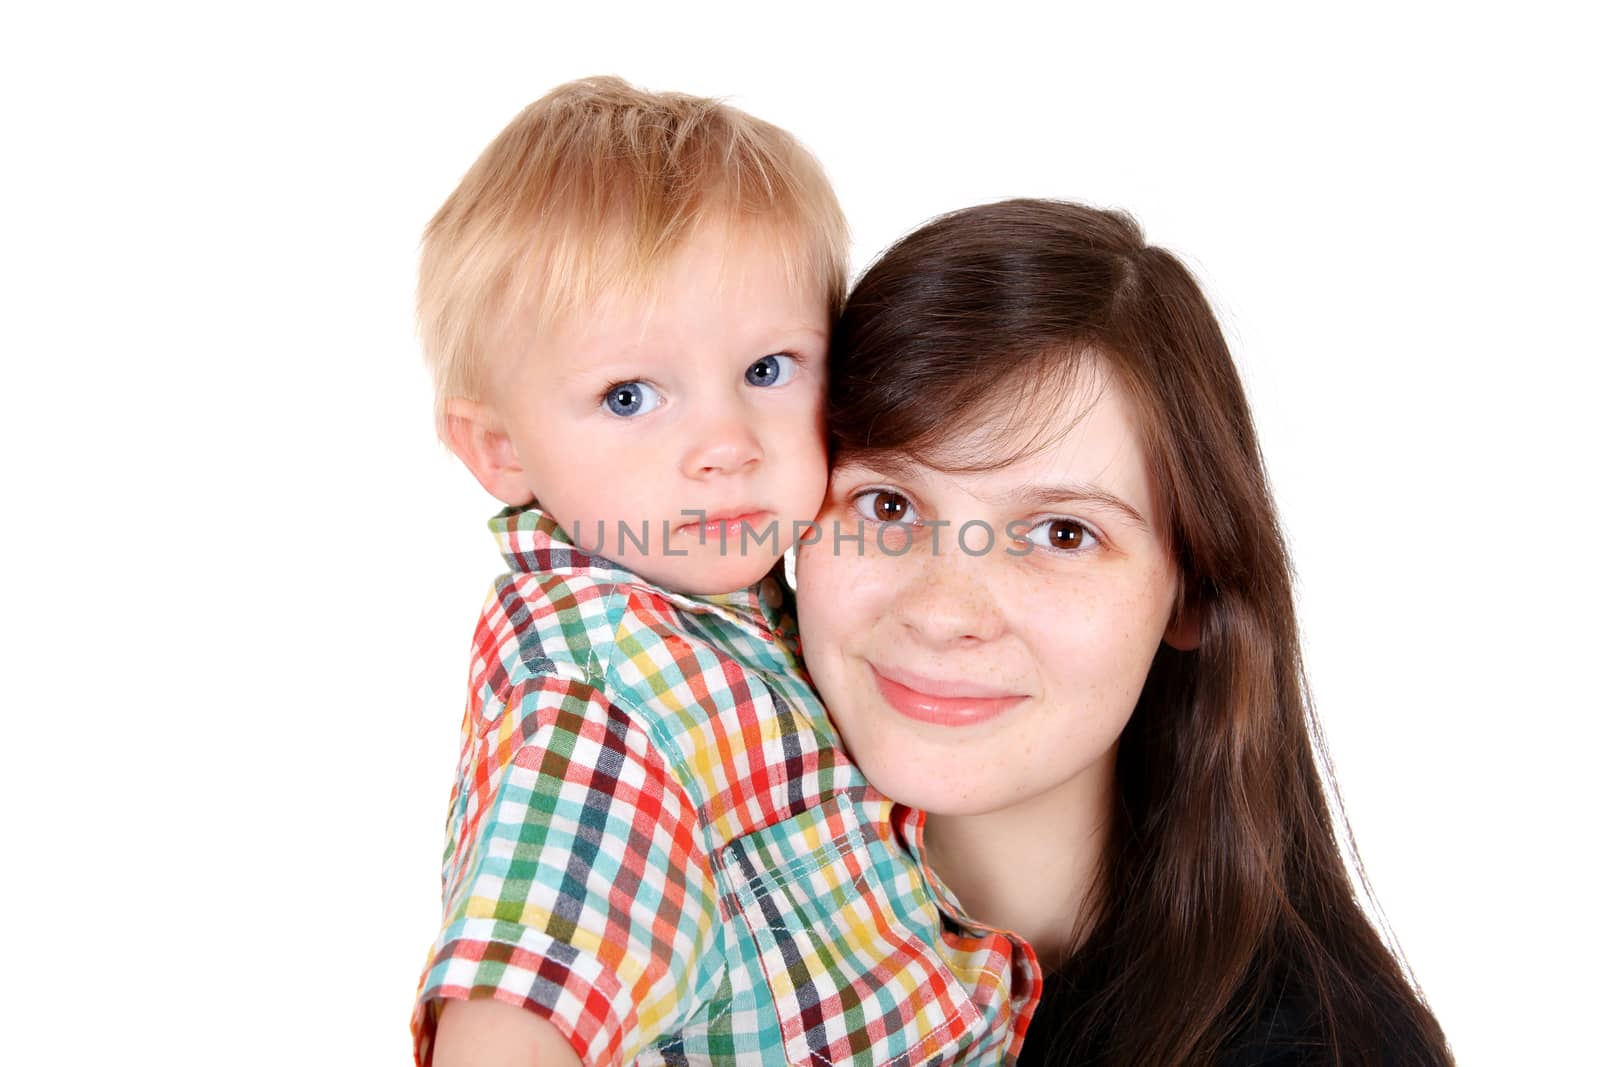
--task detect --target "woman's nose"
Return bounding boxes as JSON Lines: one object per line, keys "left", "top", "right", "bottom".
{"left": 681, "top": 416, "right": 763, "bottom": 478}
{"left": 894, "top": 549, "right": 1007, "bottom": 646}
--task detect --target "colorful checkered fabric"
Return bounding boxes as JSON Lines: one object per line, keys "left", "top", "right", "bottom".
{"left": 414, "top": 505, "right": 1040, "bottom": 1065}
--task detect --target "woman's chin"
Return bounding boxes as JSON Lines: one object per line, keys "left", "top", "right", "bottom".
{"left": 848, "top": 737, "right": 1018, "bottom": 817}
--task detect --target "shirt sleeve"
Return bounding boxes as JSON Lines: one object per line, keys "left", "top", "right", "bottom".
{"left": 413, "top": 671, "right": 718, "bottom": 1067}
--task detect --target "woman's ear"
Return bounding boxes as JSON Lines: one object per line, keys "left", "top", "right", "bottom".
{"left": 443, "top": 397, "right": 536, "bottom": 507}
{"left": 1163, "top": 599, "right": 1202, "bottom": 651}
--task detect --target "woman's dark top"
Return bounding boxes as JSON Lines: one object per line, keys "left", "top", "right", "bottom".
{"left": 1015, "top": 962, "right": 1324, "bottom": 1066}
{"left": 1014, "top": 937, "right": 1451, "bottom": 1066}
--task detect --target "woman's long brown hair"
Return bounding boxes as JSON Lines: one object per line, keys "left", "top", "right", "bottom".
{"left": 828, "top": 200, "right": 1452, "bottom": 1065}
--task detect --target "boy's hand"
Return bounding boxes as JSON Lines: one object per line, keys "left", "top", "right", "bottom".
{"left": 432, "top": 999, "right": 584, "bottom": 1067}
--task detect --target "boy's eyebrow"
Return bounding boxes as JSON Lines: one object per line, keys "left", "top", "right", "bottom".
{"left": 566, "top": 322, "right": 826, "bottom": 367}
{"left": 742, "top": 322, "right": 828, "bottom": 349}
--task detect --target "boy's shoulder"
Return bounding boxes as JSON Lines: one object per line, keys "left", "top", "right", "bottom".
{"left": 472, "top": 504, "right": 804, "bottom": 709}
{"left": 466, "top": 506, "right": 840, "bottom": 847}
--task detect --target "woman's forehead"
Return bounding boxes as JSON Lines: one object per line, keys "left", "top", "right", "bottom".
{"left": 835, "top": 369, "right": 1159, "bottom": 519}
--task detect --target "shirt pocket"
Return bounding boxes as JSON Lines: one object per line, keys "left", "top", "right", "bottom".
{"left": 718, "top": 794, "right": 985, "bottom": 1066}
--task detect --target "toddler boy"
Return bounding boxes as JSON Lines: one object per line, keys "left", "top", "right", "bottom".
{"left": 412, "top": 77, "right": 1036, "bottom": 1066}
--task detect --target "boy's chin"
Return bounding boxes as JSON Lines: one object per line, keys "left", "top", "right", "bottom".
{"left": 629, "top": 552, "right": 783, "bottom": 597}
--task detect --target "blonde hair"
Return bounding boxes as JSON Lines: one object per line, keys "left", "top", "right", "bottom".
{"left": 418, "top": 76, "right": 849, "bottom": 433}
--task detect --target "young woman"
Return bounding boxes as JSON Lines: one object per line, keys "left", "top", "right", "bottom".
{"left": 795, "top": 200, "right": 1453, "bottom": 1065}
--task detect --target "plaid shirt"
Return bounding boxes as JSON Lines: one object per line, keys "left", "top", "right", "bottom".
{"left": 415, "top": 506, "right": 1040, "bottom": 1065}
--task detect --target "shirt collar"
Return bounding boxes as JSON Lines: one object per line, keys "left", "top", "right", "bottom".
{"left": 894, "top": 805, "right": 1040, "bottom": 945}
{"left": 489, "top": 503, "right": 793, "bottom": 641}
{"left": 893, "top": 804, "right": 1044, "bottom": 1027}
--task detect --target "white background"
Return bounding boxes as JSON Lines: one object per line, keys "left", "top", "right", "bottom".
{"left": 3, "top": 2, "right": 1593, "bottom": 1063}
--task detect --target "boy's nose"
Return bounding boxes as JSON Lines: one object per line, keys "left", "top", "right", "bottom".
{"left": 683, "top": 418, "right": 763, "bottom": 478}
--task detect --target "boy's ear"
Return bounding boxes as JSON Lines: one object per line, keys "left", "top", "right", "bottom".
{"left": 443, "top": 397, "right": 535, "bottom": 507}
{"left": 1163, "top": 598, "right": 1203, "bottom": 651}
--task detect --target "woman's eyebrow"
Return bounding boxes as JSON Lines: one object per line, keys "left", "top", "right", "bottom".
{"left": 831, "top": 457, "right": 917, "bottom": 482}
{"left": 1007, "top": 484, "right": 1151, "bottom": 530}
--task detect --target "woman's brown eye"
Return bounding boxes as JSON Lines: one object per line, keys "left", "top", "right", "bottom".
{"left": 873, "top": 492, "right": 910, "bottom": 522}
{"left": 1036, "top": 518, "right": 1100, "bottom": 550}
{"left": 1047, "top": 520, "right": 1084, "bottom": 549}
{"left": 1022, "top": 517, "right": 1098, "bottom": 554}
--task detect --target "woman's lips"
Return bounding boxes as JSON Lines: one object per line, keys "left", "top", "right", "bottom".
{"left": 870, "top": 664, "right": 1025, "bottom": 727}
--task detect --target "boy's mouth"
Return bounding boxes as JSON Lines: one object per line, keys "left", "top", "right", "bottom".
{"left": 675, "top": 510, "right": 773, "bottom": 542}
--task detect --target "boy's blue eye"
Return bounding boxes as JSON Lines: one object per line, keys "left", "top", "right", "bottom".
{"left": 603, "top": 380, "right": 662, "bottom": 417}
{"left": 745, "top": 353, "right": 797, "bottom": 388}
